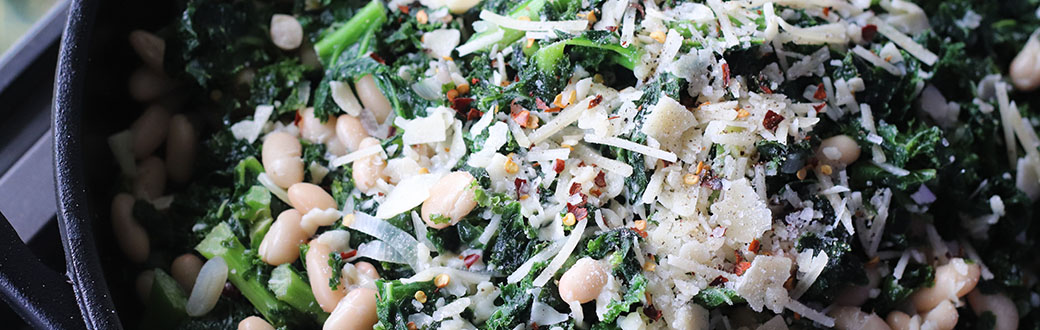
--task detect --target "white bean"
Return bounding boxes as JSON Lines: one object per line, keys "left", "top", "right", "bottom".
{"left": 323, "top": 288, "right": 378, "bottom": 330}
{"left": 136, "top": 270, "right": 155, "bottom": 303}
{"left": 355, "top": 261, "right": 380, "bottom": 280}
{"left": 172, "top": 254, "right": 203, "bottom": 292}
{"left": 128, "top": 30, "right": 165, "bottom": 73}
{"left": 306, "top": 240, "right": 346, "bottom": 312}
{"left": 111, "top": 193, "right": 150, "bottom": 263}
{"left": 829, "top": 306, "right": 891, "bottom": 330}
{"left": 911, "top": 258, "right": 980, "bottom": 312}
{"left": 270, "top": 14, "right": 303, "bottom": 51}
{"left": 351, "top": 137, "right": 386, "bottom": 194}
{"left": 885, "top": 311, "right": 916, "bottom": 330}
{"left": 968, "top": 290, "right": 1019, "bottom": 330}
{"left": 129, "top": 67, "right": 173, "bottom": 102}
{"left": 298, "top": 108, "right": 337, "bottom": 144}
{"left": 1010, "top": 30, "right": 1040, "bottom": 91}
{"left": 335, "top": 114, "right": 369, "bottom": 152}
{"left": 165, "top": 114, "right": 197, "bottom": 184}
{"left": 132, "top": 105, "right": 171, "bottom": 159}
{"left": 818, "top": 134, "right": 861, "bottom": 168}
{"left": 187, "top": 256, "right": 228, "bottom": 317}
{"left": 923, "top": 300, "right": 958, "bottom": 330}
{"left": 262, "top": 132, "right": 304, "bottom": 189}
{"left": 258, "top": 209, "right": 309, "bottom": 266}
{"left": 338, "top": 263, "right": 377, "bottom": 290}
{"left": 238, "top": 316, "right": 275, "bottom": 330}
{"left": 288, "top": 182, "right": 337, "bottom": 214}
{"left": 558, "top": 258, "right": 609, "bottom": 304}
{"left": 133, "top": 156, "right": 166, "bottom": 200}
{"left": 421, "top": 171, "right": 477, "bottom": 229}
{"left": 356, "top": 75, "right": 392, "bottom": 124}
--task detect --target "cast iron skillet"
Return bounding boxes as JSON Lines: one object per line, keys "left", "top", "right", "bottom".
{"left": 3, "top": 0, "right": 178, "bottom": 328}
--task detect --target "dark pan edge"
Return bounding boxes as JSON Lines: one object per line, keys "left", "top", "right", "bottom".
{"left": 52, "top": 0, "right": 122, "bottom": 328}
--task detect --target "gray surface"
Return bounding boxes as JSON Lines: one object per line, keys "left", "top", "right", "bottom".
{"left": 0, "top": 132, "right": 56, "bottom": 242}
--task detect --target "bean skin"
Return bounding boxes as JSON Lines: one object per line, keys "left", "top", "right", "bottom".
{"left": 817, "top": 134, "right": 861, "bottom": 168}
{"left": 258, "top": 209, "right": 309, "bottom": 266}
{"left": 171, "top": 254, "right": 204, "bottom": 292}
{"left": 238, "top": 316, "right": 275, "bottom": 330}
{"left": 558, "top": 258, "right": 609, "bottom": 304}
{"left": 270, "top": 14, "right": 303, "bottom": 51}
{"left": 911, "top": 258, "right": 980, "bottom": 312}
{"left": 288, "top": 182, "right": 337, "bottom": 215}
{"left": 111, "top": 193, "right": 150, "bottom": 263}
{"left": 355, "top": 75, "right": 392, "bottom": 124}
{"left": 165, "top": 114, "right": 197, "bottom": 184}
{"left": 262, "top": 132, "right": 304, "bottom": 189}
{"left": 323, "top": 288, "right": 378, "bottom": 330}
{"left": 131, "top": 105, "right": 171, "bottom": 159}
{"left": 351, "top": 137, "right": 386, "bottom": 194}
{"left": 298, "top": 107, "right": 337, "bottom": 144}
{"left": 421, "top": 171, "right": 477, "bottom": 229}
{"left": 306, "top": 241, "right": 346, "bottom": 312}
{"left": 335, "top": 114, "right": 369, "bottom": 152}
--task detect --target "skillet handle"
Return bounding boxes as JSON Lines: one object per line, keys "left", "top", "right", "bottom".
{"left": 0, "top": 211, "right": 84, "bottom": 329}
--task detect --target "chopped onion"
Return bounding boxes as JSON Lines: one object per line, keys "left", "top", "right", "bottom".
{"left": 355, "top": 240, "right": 410, "bottom": 265}
{"left": 348, "top": 212, "right": 420, "bottom": 268}
{"left": 186, "top": 256, "right": 228, "bottom": 317}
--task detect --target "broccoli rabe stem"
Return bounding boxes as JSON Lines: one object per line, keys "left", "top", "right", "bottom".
{"left": 141, "top": 269, "right": 188, "bottom": 330}
{"left": 269, "top": 264, "right": 329, "bottom": 323}
{"left": 196, "top": 222, "right": 294, "bottom": 326}
{"left": 533, "top": 37, "right": 643, "bottom": 73}
{"left": 314, "top": 0, "right": 388, "bottom": 64}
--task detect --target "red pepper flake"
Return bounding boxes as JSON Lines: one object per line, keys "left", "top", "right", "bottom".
{"left": 463, "top": 254, "right": 481, "bottom": 268}
{"left": 553, "top": 159, "right": 565, "bottom": 173}
{"left": 606, "top": 26, "right": 618, "bottom": 32}
{"left": 471, "top": 78, "right": 480, "bottom": 85}
{"left": 545, "top": 106, "right": 562, "bottom": 113}
{"left": 861, "top": 24, "right": 878, "bottom": 42}
{"left": 572, "top": 207, "right": 588, "bottom": 222}
{"left": 734, "top": 261, "right": 752, "bottom": 276}
{"left": 644, "top": 305, "right": 663, "bottom": 321}
{"left": 511, "top": 110, "right": 531, "bottom": 128}
{"left": 813, "top": 103, "right": 827, "bottom": 113}
{"left": 748, "top": 239, "right": 761, "bottom": 253}
{"left": 721, "top": 62, "right": 731, "bottom": 87}
{"left": 451, "top": 97, "right": 475, "bottom": 113}
{"left": 569, "top": 182, "right": 582, "bottom": 195}
{"left": 588, "top": 94, "right": 604, "bottom": 109}
{"left": 398, "top": 5, "right": 411, "bottom": 13}
{"left": 762, "top": 110, "right": 784, "bottom": 132}
{"left": 760, "top": 82, "right": 773, "bottom": 94}
{"left": 293, "top": 109, "right": 303, "bottom": 127}
{"left": 514, "top": 178, "right": 528, "bottom": 199}
{"left": 608, "top": 115, "right": 620, "bottom": 120}
{"left": 535, "top": 97, "right": 550, "bottom": 111}
{"left": 709, "top": 276, "right": 729, "bottom": 286}
{"left": 594, "top": 171, "right": 607, "bottom": 187}
{"left": 813, "top": 83, "right": 827, "bottom": 100}
{"left": 368, "top": 52, "right": 389, "bottom": 66}
{"left": 567, "top": 195, "right": 588, "bottom": 213}
{"left": 466, "top": 108, "right": 483, "bottom": 121}
{"left": 822, "top": 6, "right": 831, "bottom": 16}
{"left": 339, "top": 250, "right": 357, "bottom": 259}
